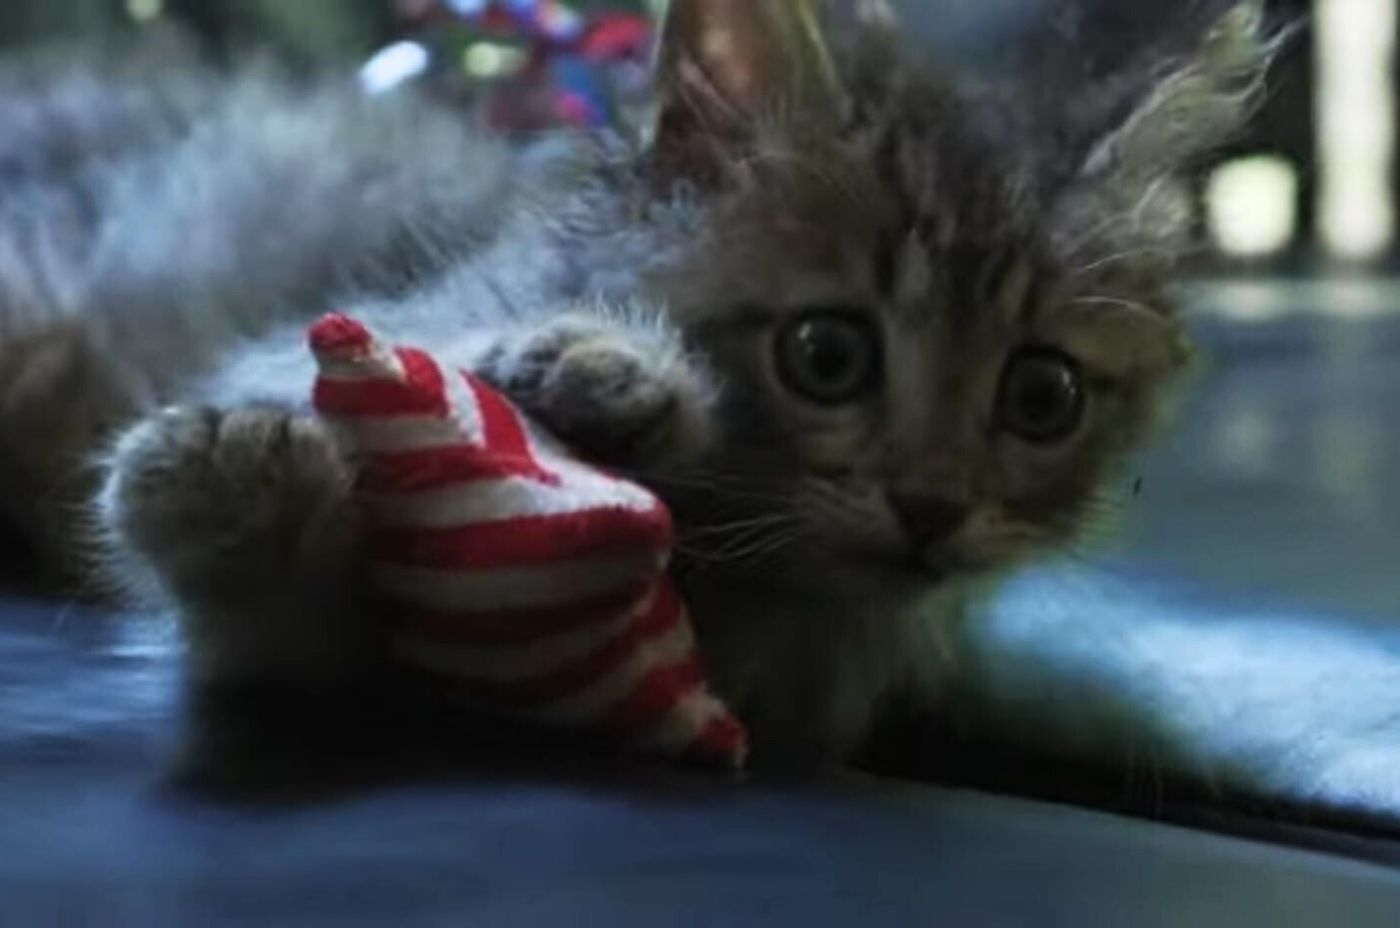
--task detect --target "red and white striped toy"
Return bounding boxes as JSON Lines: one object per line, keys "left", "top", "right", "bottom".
{"left": 309, "top": 313, "right": 747, "bottom": 768}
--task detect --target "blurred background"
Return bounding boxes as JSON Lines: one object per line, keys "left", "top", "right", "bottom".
{"left": 0, "top": 0, "right": 1393, "bottom": 621}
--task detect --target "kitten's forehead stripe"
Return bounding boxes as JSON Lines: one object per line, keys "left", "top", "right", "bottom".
{"left": 997, "top": 258, "right": 1038, "bottom": 328}
{"left": 872, "top": 231, "right": 900, "bottom": 301}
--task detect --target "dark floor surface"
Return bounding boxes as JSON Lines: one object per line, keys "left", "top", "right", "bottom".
{"left": 6, "top": 598, "right": 1400, "bottom": 927}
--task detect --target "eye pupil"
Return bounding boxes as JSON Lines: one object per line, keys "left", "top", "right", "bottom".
{"left": 999, "top": 348, "right": 1085, "bottom": 443}
{"left": 1014, "top": 365, "right": 1067, "bottom": 420}
{"left": 802, "top": 326, "right": 856, "bottom": 380}
{"left": 776, "top": 313, "right": 880, "bottom": 404}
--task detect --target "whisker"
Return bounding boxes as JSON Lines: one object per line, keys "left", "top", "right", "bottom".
{"left": 682, "top": 511, "right": 794, "bottom": 537}
{"left": 676, "top": 514, "right": 805, "bottom": 569}
{"left": 1067, "top": 245, "right": 1174, "bottom": 278}
{"left": 1069, "top": 295, "right": 1159, "bottom": 315}
{"left": 712, "top": 530, "right": 800, "bottom": 564}
{"left": 705, "top": 520, "right": 801, "bottom": 557}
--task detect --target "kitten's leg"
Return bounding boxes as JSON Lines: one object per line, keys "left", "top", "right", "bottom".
{"left": 100, "top": 308, "right": 716, "bottom": 689}
{"left": 100, "top": 403, "right": 380, "bottom": 687}
{"left": 0, "top": 321, "right": 146, "bottom": 586}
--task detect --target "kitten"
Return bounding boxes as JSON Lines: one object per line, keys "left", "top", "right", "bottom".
{"left": 0, "top": 2, "right": 1267, "bottom": 767}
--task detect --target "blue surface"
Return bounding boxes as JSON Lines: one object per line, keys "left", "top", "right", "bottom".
{"left": 4, "top": 599, "right": 1400, "bottom": 926}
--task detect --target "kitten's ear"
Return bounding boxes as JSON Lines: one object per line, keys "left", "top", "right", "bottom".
{"left": 649, "top": 0, "right": 845, "bottom": 179}
{"left": 1068, "top": 2, "right": 1271, "bottom": 186}
{"left": 1049, "top": 1, "right": 1273, "bottom": 260}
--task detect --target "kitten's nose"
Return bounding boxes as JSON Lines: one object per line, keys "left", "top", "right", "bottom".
{"left": 888, "top": 492, "right": 969, "bottom": 550}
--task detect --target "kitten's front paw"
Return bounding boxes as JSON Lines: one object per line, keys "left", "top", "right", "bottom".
{"left": 101, "top": 405, "right": 354, "bottom": 588}
{"left": 480, "top": 315, "right": 715, "bottom": 467}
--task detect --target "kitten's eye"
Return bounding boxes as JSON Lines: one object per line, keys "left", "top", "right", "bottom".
{"left": 997, "top": 347, "right": 1086, "bottom": 444}
{"left": 774, "top": 312, "right": 881, "bottom": 405}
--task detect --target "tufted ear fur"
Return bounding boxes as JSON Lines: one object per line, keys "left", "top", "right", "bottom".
{"left": 1075, "top": 1, "right": 1271, "bottom": 185}
{"left": 1046, "top": 1, "right": 1275, "bottom": 267}
{"left": 648, "top": 0, "right": 847, "bottom": 179}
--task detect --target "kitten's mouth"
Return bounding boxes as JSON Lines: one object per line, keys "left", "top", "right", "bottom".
{"left": 838, "top": 543, "right": 956, "bottom": 587}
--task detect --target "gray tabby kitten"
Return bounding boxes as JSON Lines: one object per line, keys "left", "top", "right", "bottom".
{"left": 0, "top": 1, "right": 1265, "bottom": 766}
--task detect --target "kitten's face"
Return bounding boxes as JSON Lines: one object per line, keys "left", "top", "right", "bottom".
{"left": 653, "top": 155, "right": 1184, "bottom": 586}
{"left": 635, "top": 0, "right": 1257, "bottom": 591}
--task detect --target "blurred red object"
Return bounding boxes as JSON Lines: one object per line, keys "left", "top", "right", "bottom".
{"left": 578, "top": 13, "right": 651, "bottom": 62}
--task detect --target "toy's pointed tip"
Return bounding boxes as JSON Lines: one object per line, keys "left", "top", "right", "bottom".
{"left": 309, "top": 313, "right": 373, "bottom": 359}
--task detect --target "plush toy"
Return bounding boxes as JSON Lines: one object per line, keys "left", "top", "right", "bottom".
{"left": 309, "top": 314, "right": 747, "bottom": 769}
